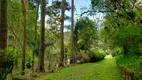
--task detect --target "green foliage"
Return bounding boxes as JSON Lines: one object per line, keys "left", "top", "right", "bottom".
{"left": 28, "top": 38, "right": 40, "bottom": 56}
{"left": 28, "top": 0, "right": 39, "bottom": 10}
{"left": 126, "top": 10, "right": 136, "bottom": 19}
{"left": 65, "top": 41, "right": 70, "bottom": 59}
{"left": 72, "top": 18, "right": 98, "bottom": 64}
{"left": 111, "top": 47, "right": 122, "bottom": 57}
{"left": 64, "top": 31, "right": 70, "bottom": 41}
{"left": 46, "top": 1, "right": 70, "bottom": 31}
{"left": 102, "top": 11, "right": 142, "bottom": 55}
{"left": 74, "top": 18, "right": 97, "bottom": 52}
{"left": 91, "top": 0, "right": 106, "bottom": 9}
{"left": 4, "top": 0, "right": 142, "bottom": 79}
{"left": 8, "top": 0, "right": 23, "bottom": 48}
{"left": 88, "top": 50, "right": 106, "bottom": 62}
{"left": 46, "top": 0, "right": 70, "bottom": 16}
{"left": 116, "top": 54, "right": 142, "bottom": 79}
{"left": 26, "top": 51, "right": 32, "bottom": 69}
{"left": 113, "top": 23, "right": 141, "bottom": 46}
{"left": 91, "top": 0, "right": 117, "bottom": 10}
{"left": 45, "top": 30, "right": 60, "bottom": 70}
{"left": 0, "top": 50, "right": 16, "bottom": 80}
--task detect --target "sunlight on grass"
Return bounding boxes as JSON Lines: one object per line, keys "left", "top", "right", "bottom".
{"left": 105, "top": 55, "right": 113, "bottom": 59}
{"left": 36, "top": 56, "right": 122, "bottom": 80}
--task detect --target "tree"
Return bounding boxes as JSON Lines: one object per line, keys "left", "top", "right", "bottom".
{"left": 0, "top": 0, "right": 8, "bottom": 79}
{"left": 91, "top": 0, "right": 142, "bottom": 55}
{"left": 29, "top": 0, "right": 40, "bottom": 72}
{"left": 74, "top": 18, "right": 97, "bottom": 52}
{"left": 33, "top": 1, "right": 39, "bottom": 72}
{"left": 37, "top": 0, "right": 46, "bottom": 72}
{"left": 0, "top": 0, "right": 8, "bottom": 50}
{"left": 70, "top": 0, "right": 74, "bottom": 64}
{"left": 59, "top": 0, "right": 66, "bottom": 67}
{"left": 0, "top": 1, "right": 1, "bottom": 21}
{"left": 21, "top": 0, "right": 27, "bottom": 75}
{"left": 46, "top": 0, "right": 70, "bottom": 31}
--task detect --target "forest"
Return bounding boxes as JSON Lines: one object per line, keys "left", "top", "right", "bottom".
{"left": 0, "top": 0, "right": 142, "bottom": 80}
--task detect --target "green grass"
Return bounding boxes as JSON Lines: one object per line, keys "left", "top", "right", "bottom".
{"left": 36, "top": 55, "right": 122, "bottom": 80}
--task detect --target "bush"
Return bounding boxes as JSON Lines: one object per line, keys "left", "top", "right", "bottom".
{"left": 26, "top": 56, "right": 32, "bottom": 69}
{"left": 116, "top": 54, "right": 142, "bottom": 79}
{"left": 88, "top": 50, "right": 106, "bottom": 62}
{"left": 76, "top": 53, "right": 90, "bottom": 63}
{"left": 76, "top": 51, "right": 90, "bottom": 64}
{"left": 111, "top": 48, "right": 122, "bottom": 57}
{"left": 0, "top": 50, "right": 16, "bottom": 80}
{"left": 105, "top": 52, "right": 109, "bottom": 55}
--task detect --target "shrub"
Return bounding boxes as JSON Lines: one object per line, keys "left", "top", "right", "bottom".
{"left": 111, "top": 48, "right": 122, "bottom": 57}
{"left": 116, "top": 54, "right": 142, "bottom": 79}
{"left": 88, "top": 50, "right": 106, "bottom": 62}
{"left": 26, "top": 56, "right": 32, "bottom": 69}
{"left": 80, "top": 54, "right": 90, "bottom": 63}
{"left": 0, "top": 50, "right": 16, "bottom": 80}
{"left": 105, "top": 52, "right": 109, "bottom": 55}
{"left": 76, "top": 53, "right": 90, "bottom": 63}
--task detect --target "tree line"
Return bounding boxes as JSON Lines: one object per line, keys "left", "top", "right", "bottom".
{"left": 1, "top": 0, "right": 142, "bottom": 80}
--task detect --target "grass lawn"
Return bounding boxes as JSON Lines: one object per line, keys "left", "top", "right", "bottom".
{"left": 36, "top": 55, "right": 122, "bottom": 80}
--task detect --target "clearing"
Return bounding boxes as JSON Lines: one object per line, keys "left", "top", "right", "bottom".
{"left": 36, "top": 55, "right": 123, "bottom": 80}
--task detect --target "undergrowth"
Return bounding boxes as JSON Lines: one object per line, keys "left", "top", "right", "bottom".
{"left": 116, "top": 54, "right": 142, "bottom": 79}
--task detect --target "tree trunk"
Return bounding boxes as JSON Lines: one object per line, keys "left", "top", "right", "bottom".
{"left": 0, "top": 1, "right": 2, "bottom": 21}
{"left": 0, "top": 1, "right": 7, "bottom": 78}
{"left": 70, "top": 0, "right": 74, "bottom": 64}
{"left": 59, "top": 0, "right": 66, "bottom": 67}
{"left": 0, "top": 0, "right": 8, "bottom": 50}
{"left": 37, "top": 0, "right": 46, "bottom": 72}
{"left": 75, "top": 32, "right": 78, "bottom": 51}
{"left": 21, "top": 0, "right": 27, "bottom": 75}
{"left": 32, "top": 3, "right": 39, "bottom": 72}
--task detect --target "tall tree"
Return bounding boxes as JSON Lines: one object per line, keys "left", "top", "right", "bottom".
{"left": 0, "top": 0, "right": 8, "bottom": 50}
{"left": 32, "top": 0, "right": 40, "bottom": 72}
{"left": 21, "top": 0, "right": 27, "bottom": 75}
{"left": 70, "top": 0, "right": 74, "bottom": 64}
{"left": 0, "top": 1, "right": 1, "bottom": 21}
{"left": 59, "top": 0, "right": 66, "bottom": 67}
{"left": 37, "top": 0, "right": 46, "bottom": 72}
